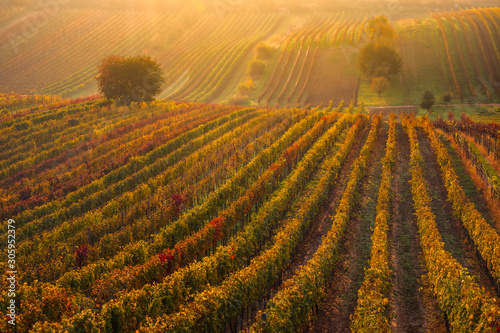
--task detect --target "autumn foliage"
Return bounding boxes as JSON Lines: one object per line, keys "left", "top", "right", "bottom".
{"left": 96, "top": 55, "right": 164, "bottom": 105}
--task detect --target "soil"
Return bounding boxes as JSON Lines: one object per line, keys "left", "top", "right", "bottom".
{"left": 389, "top": 123, "right": 448, "bottom": 333}
{"left": 304, "top": 49, "right": 359, "bottom": 107}
{"left": 236, "top": 119, "right": 372, "bottom": 332}
{"left": 307, "top": 120, "right": 387, "bottom": 333}
{"left": 418, "top": 130, "right": 499, "bottom": 299}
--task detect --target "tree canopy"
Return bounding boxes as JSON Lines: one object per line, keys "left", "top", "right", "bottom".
{"left": 366, "top": 15, "right": 396, "bottom": 42}
{"left": 357, "top": 42, "right": 403, "bottom": 80}
{"left": 371, "top": 76, "right": 390, "bottom": 100}
{"left": 442, "top": 92, "right": 453, "bottom": 107}
{"left": 420, "top": 90, "right": 435, "bottom": 111}
{"left": 96, "top": 55, "right": 165, "bottom": 105}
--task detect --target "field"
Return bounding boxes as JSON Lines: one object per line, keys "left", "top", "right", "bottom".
{"left": 2, "top": 2, "right": 500, "bottom": 332}
{"left": 0, "top": 95, "right": 500, "bottom": 332}
{"left": 394, "top": 8, "right": 500, "bottom": 105}
{"left": 2, "top": 6, "right": 499, "bottom": 107}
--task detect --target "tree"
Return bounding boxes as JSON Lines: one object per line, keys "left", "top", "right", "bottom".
{"left": 442, "top": 92, "right": 453, "bottom": 107}
{"left": 357, "top": 42, "right": 402, "bottom": 80}
{"left": 248, "top": 59, "right": 266, "bottom": 78}
{"left": 371, "top": 76, "right": 390, "bottom": 100}
{"left": 238, "top": 78, "right": 256, "bottom": 95}
{"left": 255, "top": 42, "right": 274, "bottom": 60}
{"left": 96, "top": 55, "right": 165, "bottom": 105}
{"left": 420, "top": 90, "right": 435, "bottom": 111}
{"left": 366, "top": 15, "right": 396, "bottom": 42}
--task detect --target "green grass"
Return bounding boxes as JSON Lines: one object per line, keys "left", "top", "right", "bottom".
{"left": 396, "top": 18, "right": 454, "bottom": 105}
{"left": 358, "top": 75, "right": 406, "bottom": 106}
{"left": 416, "top": 104, "right": 500, "bottom": 123}
{"left": 465, "top": 141, "right": 500, "bottom": 187}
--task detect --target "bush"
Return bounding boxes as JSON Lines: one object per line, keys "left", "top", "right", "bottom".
{"left": 228, "top": 94, "right": 250, "bottom": 106}
{"left": 442, "top": 92, "right": 453, "bottom": 106}
{"left": 255, "top": 42, "right": 274, "bottom": 60}
{"left": 248, "top": 59, "right": 266, "bottom": 78}
{"left": 237, "top": 79, "right": 255, "bottom": 95}
{"left": 420, "top": 90, "right": 435, "bottom": 111}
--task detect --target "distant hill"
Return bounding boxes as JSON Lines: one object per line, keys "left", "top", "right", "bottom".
{"left": 0, "top": 6, "right": 499, "bottom": 106}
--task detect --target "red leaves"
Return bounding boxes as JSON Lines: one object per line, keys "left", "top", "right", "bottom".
{"left": 489, "top": 321, "right": 500, "bottom": 332}
{"left": 170, "top": 193, "right": 185, "bottom": 216}
{"left": 448, "top": 111, "right": 456, "bottom": 122}
{"left": 269, "top": 162, "right": 283, "bottom": 181}
{"left": 158, "top": 251, "right": 176, "bottom": 275}
{"left": 75, "top": 244, "right": 89, "bottom": 268}
{"left": 283, "top": 144, "right": 299, "bottom": 166}
{"left": 228, "top": 246, "right": 235, "bottom": 260}
{"left": 209, "top": 217, "right": 225, "bottom": 245}
{"left": 158, "top": 252, "right": 174, "bottom": 263}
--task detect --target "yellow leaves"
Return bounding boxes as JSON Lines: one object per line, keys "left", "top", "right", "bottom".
{"left": 406, "top": 116, "right": 500, "bottom": 332}
{"left": 423, "top": 118, "right": 500, "bottom": 284}
{"left": 351, "top": 115, "right": 395, "bottom": 333}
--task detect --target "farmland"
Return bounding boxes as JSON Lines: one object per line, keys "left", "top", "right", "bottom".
{"left": 1, "top": 6, "right": 498, "bottom": 107}
{"left": 394, "top": 8, "right": 500, "bottom": 105}
{"left": 2, "top": 2, "right": 500, "bottom": 332}
{"left": 0, "top": 95, "right": 499, "bottom": 332}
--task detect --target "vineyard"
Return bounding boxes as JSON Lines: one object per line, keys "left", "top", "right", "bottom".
{"left": 0, "top": 6, "right": 365, "bottom": 107}
{"left": 395, "top": 8, "right": 500, "bottom": 105}
{"left": 2, "top": 5, "right": 498, "bottom": 107}
{"left": 0, "top": 95, "right": 499, "bottom": 332}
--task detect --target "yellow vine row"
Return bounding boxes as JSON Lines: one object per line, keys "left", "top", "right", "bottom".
{"left": 422, "top": 117, "right": 500, "bottom": 285}
{"left": 431, "top": 13, "right": 463, "bottom": 100}
{"left": 350, "top": 114, "right": 397, "bottom": 333}
{"left": 246, "top": 114, "right": 381, "bottom": 332}
{"left": 405, "top": 115, "right": 500, "bottom": 332}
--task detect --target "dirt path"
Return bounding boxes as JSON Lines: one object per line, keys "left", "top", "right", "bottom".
{"left": 307, "top": 121, "right": 387, "bottom": 333}
{"left": 418, "top": 130, "right": 499, "bottom": 299}
{"left": 367, "top": 103, "right": 500, "bottom": 109}
{"left": 389, "top": 123, "right": 448, "bottom": 333}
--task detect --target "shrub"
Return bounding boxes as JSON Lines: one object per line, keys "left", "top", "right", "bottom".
{"left": 255, "top": 42, "right": 274, "bottom": 60}
{"left": 247, "top": 59, "right": 266, "bottom": 78}
{"left": 237, "top": 78, "right": 256, "bottom": 95}
{"left": 228, "top": 94, "right": 250, "bottom": 106}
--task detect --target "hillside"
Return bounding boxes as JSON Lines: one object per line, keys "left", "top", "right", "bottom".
{"left": 0, "top": 96, "right": 500, "bottom": 331}
{"left": 1, "top": 6, "right": 499, "bottom": 107}
{"left": 2, "top": 3, "right": 500, "bottom": 331}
